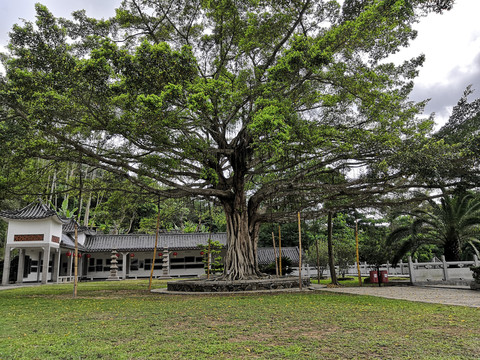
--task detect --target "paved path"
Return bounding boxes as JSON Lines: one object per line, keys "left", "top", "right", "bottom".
{"left": 313, "top": 284, "right": 480, "bottom": 308}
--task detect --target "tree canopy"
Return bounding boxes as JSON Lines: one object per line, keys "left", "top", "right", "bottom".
{"left": 0, "top": 0, "right": 462, "bottom": 279}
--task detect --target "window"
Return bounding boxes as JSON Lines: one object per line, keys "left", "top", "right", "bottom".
{"left": 130, "top": 259, "right": 139, "bottom": 271}
{"left": 185, "top": 263, "right": 205, "bottom": 269}
{"left": 96, "top": 259, "right": 103, "bottom": 272}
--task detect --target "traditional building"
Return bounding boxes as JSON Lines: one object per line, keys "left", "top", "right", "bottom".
{"left": 1, "top": 200, "right": 301, "bottom": 285}
{"left": 1, "top": 201, "right": 66, "bottom": 284}
{"left": 1, "top": 200, "right": 227, "bottom": 285}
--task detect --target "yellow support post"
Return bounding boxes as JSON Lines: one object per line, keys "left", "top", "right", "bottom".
{"left": 355, "top": 219, "right": 362, "bottom": 286}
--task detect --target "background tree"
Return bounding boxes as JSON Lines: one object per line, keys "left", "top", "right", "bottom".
{"left": 0, "top": 0, "right": 458, "bottom": 279}
{"left": 387, "top": 189, "right": 480, "bottom": 262}
{"left": 306, "top": 238, "right": 329, "bottom": 278}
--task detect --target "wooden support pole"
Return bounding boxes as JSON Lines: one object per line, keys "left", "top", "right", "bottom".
{"left": 74, "top": 222, "right": 78, "bottom": 298}
{"left": 315, "top": 239, "right": 321, "bottom": 284}
{"left": 278, "top": 225, "right": 282, "bottom": 276}
{"left": 298, "top": 212, "right": 302, "bottom": 290}
{"left": 355, "top": 220, "right": 362, "bottom": 286}
{"left": 272, "top": 231, "right": 279, "bottom": 276}
{"left": 207, "top": 239, "right": 211, "bottom": 279}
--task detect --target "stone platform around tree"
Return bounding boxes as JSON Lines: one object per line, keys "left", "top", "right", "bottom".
{"left": 163, "top": 276, "right": 310, "bottom": 293}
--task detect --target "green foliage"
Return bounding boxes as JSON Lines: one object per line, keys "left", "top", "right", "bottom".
{"left": 306, "top": 239, "right": 329, "bottom": 277}
{"left": 54, "top": 198, "right": 77, "bottom": 219}
{"left": 387, "top": 189, "right": 480, "bottom": 262}
{"left": 198, "top": 239, "right": 224, "bottom": 274}
{"left": 470, "top": 266, "right": 480, "bottom": 284}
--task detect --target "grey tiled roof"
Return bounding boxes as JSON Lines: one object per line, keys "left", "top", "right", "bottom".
{"left": 61, "top": 234, "right": 86, "bottom": 251}
{"left": 0, "top": 200, "right": 64, "bottom": 222}
{"left": 83, "top": 232, "right": 227, "bottom": 252}
{"left": 257, "top": 247, "right": 301, "bottom": 266}
{"left": 62, "top": 218, "right": 95, "bottom": 235}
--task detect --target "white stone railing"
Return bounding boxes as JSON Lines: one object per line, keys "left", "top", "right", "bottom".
{"left": 292, "top": 261, "right": 410, "bottom": 278}
{"left": 407, "top": 255, "right": 479, "bottom": 285}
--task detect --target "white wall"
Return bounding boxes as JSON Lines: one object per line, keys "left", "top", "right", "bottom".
{"left": 7, "top": 218, "right": 62, "bottom": 246}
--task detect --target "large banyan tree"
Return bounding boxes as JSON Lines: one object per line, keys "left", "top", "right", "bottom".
{"left": 0, "top": 0, "right": 458, "bottom": 279}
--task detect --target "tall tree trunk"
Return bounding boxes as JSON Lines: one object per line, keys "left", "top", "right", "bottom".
{"left": 65, "top": 166, "right": 74, "bottom": 206}
{"left": 444, "top": 236, "right": 461, "bottom": 261}
{"left": 327, "top": 211, "right": 339, "bottom": 285}
{"left": 83, "top": 192, "right": 92, "bottom": 227}
{"left": 222, "top": 190, "right": 260, "bottom": 280}
{"left": 83, "top": 169, "right": 96, "bottom": 227}
{"left": 49, "top": 169, "right": 56, "bottom": 206}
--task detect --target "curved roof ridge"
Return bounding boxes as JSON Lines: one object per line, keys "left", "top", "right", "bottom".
{"left": 0, "top": 199, "right": 65, "bottom": 223}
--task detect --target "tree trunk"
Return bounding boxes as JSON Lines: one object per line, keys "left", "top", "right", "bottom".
{"left": 83, "top": 192, "right": 92, "bottom": 227}
{"left": 444, "top": 236, "right": 461, "bottom": 261}
{"left": 327, "top": 211, "right": 339, "bottom": 285}
{"left": 221, "top": 191, "right": 261, "bottom": 280}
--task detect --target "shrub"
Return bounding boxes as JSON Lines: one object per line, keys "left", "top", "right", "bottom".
{"left": 470, "top": 266, "right": 480, "bottom": 283}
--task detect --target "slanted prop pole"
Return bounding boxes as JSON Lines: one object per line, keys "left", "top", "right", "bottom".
{"left": 272, "top": 232, "right": 279, "bottom": 276}
{"left": 74, "top": 222, "right": 78, "bottom": 298}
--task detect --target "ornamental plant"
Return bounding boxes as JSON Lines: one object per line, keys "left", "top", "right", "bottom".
{"left": 198, "top": 239, "right": 224, "bottom": 275}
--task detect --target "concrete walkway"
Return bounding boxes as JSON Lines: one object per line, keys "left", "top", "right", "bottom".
{"left": 313, "top": 284, "right": 480, "bottom": 308}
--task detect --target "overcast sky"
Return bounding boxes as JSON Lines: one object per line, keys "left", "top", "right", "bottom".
{"left": 1, "top": 0, "right": 479, "bottom": 127}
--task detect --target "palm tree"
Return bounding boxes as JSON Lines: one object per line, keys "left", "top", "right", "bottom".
{"left": 388, "top": 190, "right": 480, "bottom": 263}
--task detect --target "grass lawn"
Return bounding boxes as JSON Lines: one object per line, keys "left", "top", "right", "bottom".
{"left": 1, "top": 280, "right": 479, "bottom": 359}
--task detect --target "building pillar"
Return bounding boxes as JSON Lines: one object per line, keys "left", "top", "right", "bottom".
{"left": 41, "top": 246, "right": 51, "bottom": 284}
{"left": 122, "top": 253, "right": 128, "bottom": 280}
{"left": 17, "top": 249, "right": 25, "bottom": 284}
{"left": 126, "top": 254, "right": 130, "bottom": 279}
{"left": 37, "top": 251, "right": 42, "bottom": 282}
{"left": 441, "top": 255, "right": 449, "bottom": 281}
{"left": 68, "top": 253, "right": 73, "bottom": 278}
{"left": 52, "top": 249, "right": 60, "bottom": 283}
{"left": 78, "top": 255, "right": 84, "bottom": 280}
{"left": 408, "top": 256, "right": 415, "bottom": 284}
{"left": 2, "top": 246, "right": 12, "bottom": 286}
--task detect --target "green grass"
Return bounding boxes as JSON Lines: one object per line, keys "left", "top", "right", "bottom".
{"left": 0, "top": 280, "right": 479, "bottom": 359}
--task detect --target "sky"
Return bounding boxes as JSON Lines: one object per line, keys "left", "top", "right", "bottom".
{"left": 0, "top": 0, "right": 479, "bottom": 128}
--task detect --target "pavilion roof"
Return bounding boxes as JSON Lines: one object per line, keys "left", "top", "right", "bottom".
{"left": 0, "top": 200, "right": 65, "bottom": 223}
